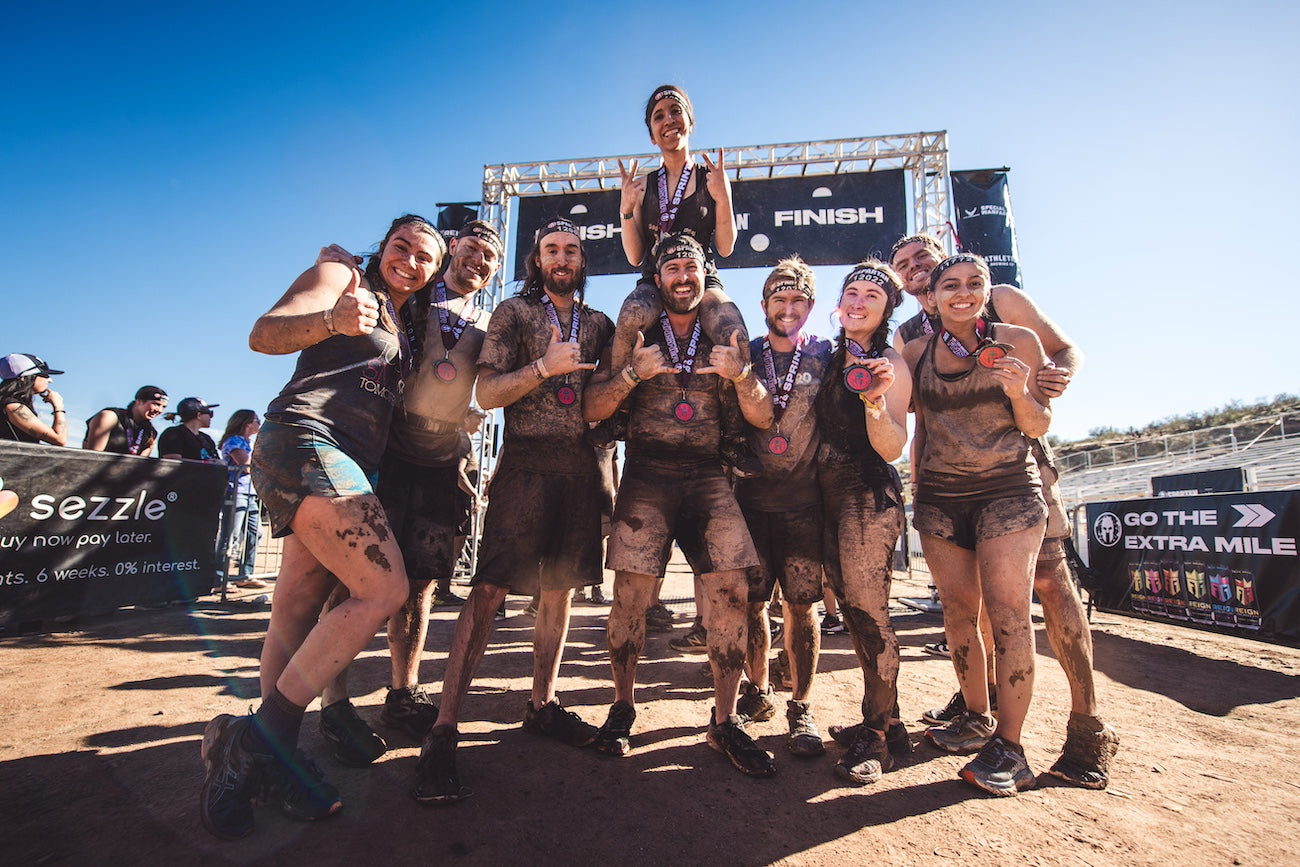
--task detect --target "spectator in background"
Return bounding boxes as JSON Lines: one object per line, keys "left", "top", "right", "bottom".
{"left": 84, "top": 385, "right": 168, "bottom": 456}
{"left": 217, "top": 409, "right": 265, "bottom": 590}
{"left": 0, "top": 353, "right": 68, "bottom": 445}
{"left": 159, "top": 397, "right": 221, "bottom": 461}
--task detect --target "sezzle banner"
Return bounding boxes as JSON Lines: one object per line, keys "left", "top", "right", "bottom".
{"left": 513, "top": 169, "right": 907, "bottom": 279}
{"left": 1085, "top": 490, "right": 1300, "bottom": 644}
{"left": 0, "top": 442, "right": 226, "bottom": 625}
{"left": 951, "top": 169, "right": 1022, "bottom": 288}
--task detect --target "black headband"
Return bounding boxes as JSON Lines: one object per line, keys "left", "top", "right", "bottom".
{"left": 536, "top": 218, "right": 581, "bottom": 244}
{"left": 929, "top": 254, "right": 987, "bottom": 292}
{"left": 843, "top": 267, "right": 893, "bottom": 290}
{"left": 657, "top": 234, "right": 705, "bottom": 269}
{"left": 458, "top": 222, "right": 503, "bottom": 258}
{"left": 763, "top": 277, "right": 813, "bottom": 301}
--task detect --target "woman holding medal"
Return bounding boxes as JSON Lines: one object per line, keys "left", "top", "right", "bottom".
{"left": 198, "top": 215, "right": 445, "bottom": 840}
{"left": 901, "top": 253, "right": 1052, "bottom": 797}
{"left": 813, "top": 260, "right": 910, "bottom": 785}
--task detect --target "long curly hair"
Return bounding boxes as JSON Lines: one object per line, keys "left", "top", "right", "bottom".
{"left": 518, "top": 225, "right": 587, "bottom": 307}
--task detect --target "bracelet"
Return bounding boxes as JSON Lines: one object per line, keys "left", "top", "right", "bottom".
{"left": 622, "top": 366, "right": 641, "bottom": 386}
{"left": 860, "top": 393, "right": 884, "bottom": 420}
{"left": 53, "top": 409, "right": 66, "bottom": 414}
{"left": 733, "top": 364, "right": 752, "bottom": 383}
{"left": 531, "top": 359, "right": 548, "bottom": 381}
{"left": 620, "top": 212, "right": 635, "bottom": 220}
{"left": 323, "top": 307, "right": 338, "bottom": 335}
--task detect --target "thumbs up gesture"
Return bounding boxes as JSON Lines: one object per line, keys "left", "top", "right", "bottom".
{"left": 698, "top": 330, "right": 752, "bottom": 382}
{"left": 332, "top": 269, "right": 380, "bottom": 335}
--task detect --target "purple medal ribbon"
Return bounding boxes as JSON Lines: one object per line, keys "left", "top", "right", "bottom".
{"left": 656, "top": 161, "right": 694, "bottom": 235}
{"left": 383, "top": 293, "right": 419, "bottom": 382}
{"left": 542, "top": 294, "right": 581, "bottom": 406}
{"left": 659, "top": 310, "right": 702, "bottom": 389}
{"left": 762, "top": 334, "right": 805, "bottom": 425}
{"left": 435, "top": 281, "right": 475, "bottom": 351}
{"left": 939, "top": 318, "right": 989, "bottom": 359}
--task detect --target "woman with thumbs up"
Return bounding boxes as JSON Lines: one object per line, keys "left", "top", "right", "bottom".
{"left": 198, "top": 215, "right": 446, "bottom": 841}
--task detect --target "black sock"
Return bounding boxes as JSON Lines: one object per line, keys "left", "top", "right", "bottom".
{"left": 246, "top": 686, "right": 306, "bottom": 757}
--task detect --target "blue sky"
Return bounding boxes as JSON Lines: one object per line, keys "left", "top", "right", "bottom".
{"left": 3, "top": 1, "right": 1296, "bottom": 444}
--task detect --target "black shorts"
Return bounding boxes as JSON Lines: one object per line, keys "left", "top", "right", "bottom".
{"left": 913, "top": 493, "right": 1047, "bottom": 552}
{"left": 375, "top": 455, "right": 459, "bottom": 585}
{"left": 741, "top": 502, "right": 824, "bottom": 605}
{"left": 472, "top": 463, "right": 603, "bottom": 595}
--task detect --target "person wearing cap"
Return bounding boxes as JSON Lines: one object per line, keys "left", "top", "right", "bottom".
{"left": 889, "top": 234, "right": 1116, "bottom": 791}
{"left": 158, "top": 398, "right": 221, "bottom": 462}
{"left": 308, "top": 220, "right": 503, "bottom": 767}
{"left": 0, "top": 353, "right": 68, "bottom": 446}
{"left": 413, "top": 218, "right": 613, "bottom": 806}
{"left": 83, "top": 386, "right": 169, "bottom": 456}
{"left": 198, "top": 215, "right": 444, "bottom": 840}
{"left": 583, "top": 231, "right": 776, "bottom": 778}
{"left": 728, "top": 257, "right": 836, "bottom": 758}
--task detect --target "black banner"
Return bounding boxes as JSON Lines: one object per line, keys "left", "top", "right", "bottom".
{"left": 1085, "top": 491, "right": 1300, "bottom": 644}
{"left": 0, "top": 443, "right": 226, "bottom": 624}
{"left": 1152, "top": 468, "right": 1248, "bottom": 497}
{"left": 513, "top": 169, "right": 907, "bottom": 279}
{"left": 952, "top": 169, "right": 1022, "bottom": 288}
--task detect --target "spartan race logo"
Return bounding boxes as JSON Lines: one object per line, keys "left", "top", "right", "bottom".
{"left": 1093, "top": 512, "right": 1123, "bottom": 548}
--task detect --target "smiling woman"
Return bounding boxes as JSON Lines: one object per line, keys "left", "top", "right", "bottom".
{"left": 198, "top": 215, "right": 446, "bottom": 841}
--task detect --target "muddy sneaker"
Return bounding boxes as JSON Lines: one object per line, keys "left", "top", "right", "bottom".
{"left": 669, "top": 623, "right": 709, "bottom": 653}
{"left": 786, "top": 700, "right": 825, "bottom": 757}
{"left": 523, "top": 699, "right": 599, "bottom": 747}
{"left": 431, "top": 588, "right": 465, "bottom": 607}
{"left": 961, "top": 735, "right": 1036, "bottom": 796}
{"left": 645, "top": 602, "right": 674, "bottom": 632}
{"left": 707, "top": 711, "right": 776, "bottom": 777}
{"left": 199, "top": 714, "right": 263, "bottom": 840}
{"left": 886, "top": 720, "right": 913, "bottom": 756}
{"left": 737, "top": 682, "right": 778, "bottom": 724}
{"left": 1046, "top": 713, "right": 1119, "bottom": 790}
{"left": 923, "top": 641, "right": 950, "bottom": 657}
{"left": 380, "top": 685, "right": 439, "bottom": 740}
{"left": 590, "top": 585, "right": 607, "bottom": 604}
{"left": 413, "top": 726, "right": 472, "bottom": 805}
{"left": 828, "top": 721, "right": 861, "bottom": 747}
{"left": 927, "top": 709, "right": 997, "bottom": 754}
{"left": 820, "top": 614, "right": 845, "bottom": 635}
{"left": 319, "top": 699, "right": 387, "bottom": 767}
{"left": 773, "top": 649, "right": 793, "bottom": 690}
{"left": 835, "top": 728, "right": 892, "bottom": 785}
{"left": 594, "top": 701, "right": 637, "bottom": 757}
{"left": 259, "top": 748, "right": 342, "bottom": 821}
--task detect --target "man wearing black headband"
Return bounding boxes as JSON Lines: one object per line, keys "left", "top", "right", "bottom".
{"left": 414, "top": 218, "right": 614, "bottom": 805}
{"left": 732, "top": 257, "right": 836, "bottom": 757}
{"left": 890, "top": 236, "right": 1115, "bottom": 790}
{"left": 584, "top": 232, "right": 777, "bottom": 778}
{"left": 311, "top": 220, "right": 501, "bottom": 767}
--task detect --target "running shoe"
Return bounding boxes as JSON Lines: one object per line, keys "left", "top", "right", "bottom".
{"left": 736, "top": 681, "right": 778, "bottom": 724}
{"left": 432, "top": 588, "right": 465, "bottom": 607}
{"left": 960, "top": 736, "right": 1036, "bottom": 796}
{"left": 922, "top": 689, "right": 997, "bottom": 726}
{"left": 594, "top": 700, "right": 637, "bottom": 757}
{"left": 669, "top": 624, "right": 709, "bottom": 653}
{"left": 645, "top": 602, "right": 674, "bottom": 632}
{"left": 1046, "top": 712, "right": 1119, "bottom": 790}
{"left": 835, "top": 728, "right": 892, "bottom": 785}
{"left": 923, "top": 641, "right": 950, "bottom": 657}
{"left": 785, "top": 700, "right": 825, "bottom": 757}
{"left": 319, "top": 699, "right": 387, "bottom": 766}
{"left": 413, "top": 726, "right": 472, "bottom": 805}
{"left": 521, "top": 601, "right": 539, "bottom": 618}
{"left": 769, "top": 619, "right": 783, "bottom": 644}
{"left": 886, "top": 720, "right": 913, "bottom": 756}
{"left": 199, "top": 714, "right": 262, "bottom": 840}
{"left": 258, "top": 748, "right": 342, "bottom": 821}
{"left": 380, "top": 685, "right": 440, "bottom": 740}
{"left": 926, "top": 709, "right": 996, "bottom": 754}
{"left": 706, "top": 711, "right": 776, "bottom": 777}
{"left": 590, "top": 585, "right": 607, "bottom": 604}
{"left": 820, "top": 614, "right": 845, "bottom": 635}
{"left": 522, "top": 699, "right": 599, "bottom": 747}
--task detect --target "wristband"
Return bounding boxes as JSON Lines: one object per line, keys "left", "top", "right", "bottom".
{"left": 323, "top": 307, "right": 338, "bottom": 335}
{"left": 620, "top": 212, "right": 635, "bottom": 220}
{"left": 531, "top": 359, "right": 548, "bottom": 381}
{"left": 53, "top": 409, "right": 66, "bottom": 414}
{"left": 623, "top": 366, "right": 641, "bottom": 386}
{"left": 733, "top": 364, "right": 752, "bottom": 383}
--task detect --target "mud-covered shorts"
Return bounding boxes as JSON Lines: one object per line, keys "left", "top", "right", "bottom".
{"left": 913, "top": 493, "right": 1047, "bottom": 551}
{"left": 1037, "top": 454, "right": 1068, "bottom": 563}
{"left": 607, "top": 459, "right": 759, "bottom": 577}
{"left": 741, "top": 502, "right": 824, "bottom": 605}
{"left": 251, "top": 420, "right": 378, "bottom": 538}
{"left": 375, "top": 454, "right": 459, "bottom": 584}
{"left": 472, "top": 462, "right": 603, "bottom": 595}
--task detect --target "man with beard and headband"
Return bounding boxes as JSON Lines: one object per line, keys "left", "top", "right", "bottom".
{"left": 308, "top": 221, "right": 504, "bottom": 767}
{"left": 890, "top": 233, "right": 1118, "bottom": 790}
{"left": 731, "top": 256, "right": 835, "bottom": 758}
{"left": 583, "top": 232, "right": 777, "bottom": 778}
{"left": 413, "top": 218, "right": 614, "bottom": 805}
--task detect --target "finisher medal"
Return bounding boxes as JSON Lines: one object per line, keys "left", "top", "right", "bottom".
{"left": 768, "top": 434, "right": 790, "bottom": 456}
{"left": 843, "top": 365, "right": 873, "bottom": 393}
{"left": 555, "top": 384, "right": 577, "bottom": 406}
{"left": 976, "top": 342, "right": 1013, "bottom": 369}
{"left": 674, "top": 400, "right": 695, "bottom": 423}
{"left": 434, "top": 358, "right": 458, "bottom": 383}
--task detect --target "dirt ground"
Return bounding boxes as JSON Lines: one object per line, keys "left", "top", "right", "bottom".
{"left": 2, "top": 561, "right": 1298, "bottom": 867}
